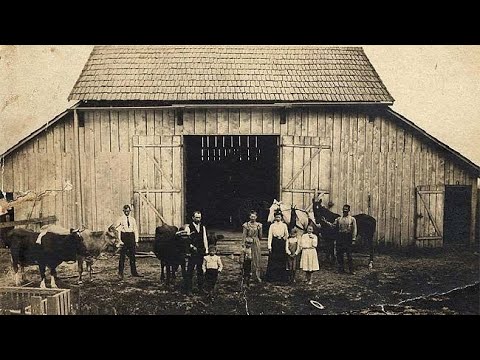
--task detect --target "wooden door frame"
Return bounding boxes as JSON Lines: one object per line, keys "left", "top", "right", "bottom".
{"left": 183, "top": 135, "right": 281, "bottom": 225}
{"left": 131, "top": 135, "right": 183, "bottom": 237}
{"left": 443, "top": 185, "right": 472, "bottom": 245}
{"left": 414, "top": 185, "right": 444, "bottom": 241}
{"left": 279, "top": 136, "right": 331, "bottom": 207}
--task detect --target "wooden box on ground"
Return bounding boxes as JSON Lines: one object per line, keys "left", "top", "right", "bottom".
{"left": 0, "top": 287, "right": 71, "bottom": 315}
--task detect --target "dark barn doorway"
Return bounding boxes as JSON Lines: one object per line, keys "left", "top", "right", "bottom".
{"left": 444, "top": 186, "right": 472, "bottom": 244}
{"left": 185, "top": 135, "right": 279, "bottom": 229}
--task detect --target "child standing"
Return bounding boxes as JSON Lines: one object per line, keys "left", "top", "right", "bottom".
{"left": 240, "top": 238, "right": 253, "bottom": 286}
{"left": 285, "top": 228, "right": 299, "bottom": 283}
{"left": 296, "top": 225, "right": 319, "bottom": 285}
{"left": 202, "top": 245, "right": 223, "bottom": 297}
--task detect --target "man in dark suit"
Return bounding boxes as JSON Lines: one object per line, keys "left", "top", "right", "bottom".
{"left": 184, "top": 211, "right": 209, "bottom": 294}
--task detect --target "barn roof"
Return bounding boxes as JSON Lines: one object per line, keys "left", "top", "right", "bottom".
{"left": 68, "top": 45, "right": 394, "bottom": 104}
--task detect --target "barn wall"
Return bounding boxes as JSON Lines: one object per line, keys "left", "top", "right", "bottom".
{"left": 2, "top": 106, "right": 477, "bottom": 245}
{"left": 1, "top": 116, "right": 77, "bottom": 231}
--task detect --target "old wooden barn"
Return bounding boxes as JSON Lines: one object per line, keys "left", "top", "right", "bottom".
{"left": 1, "top": 45, "right": 479, "bottom": 248}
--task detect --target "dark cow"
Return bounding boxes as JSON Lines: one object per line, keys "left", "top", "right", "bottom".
{"left": 313, "top": 200, "right": 377, "bottom": 268}
{"left": 4, "top": 225, "right": 119, "bottom": 288}
{"left": 154, "top": 223, "right": 190, "bottom": 286}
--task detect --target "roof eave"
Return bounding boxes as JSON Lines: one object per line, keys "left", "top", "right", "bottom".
{"left": 386, "top": 108, "right": 480, "bottom": 178}
{"left": 70, "top": 99, "right": 395, "bottom": 108}
{"left": 0, "top": 102, "right": 80, "bottom": 159}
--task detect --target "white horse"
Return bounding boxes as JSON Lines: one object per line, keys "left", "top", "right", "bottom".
{"left": 267, "top": 199, "right": 318, "bottom": 235}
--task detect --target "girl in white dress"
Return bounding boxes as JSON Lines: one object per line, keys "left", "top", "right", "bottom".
{"left": 295, "top": 225, "right": 319, "bottom": 284}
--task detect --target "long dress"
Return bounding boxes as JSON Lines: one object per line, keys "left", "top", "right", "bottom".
{"left": 265, "top": 221, "right": 289, "bottom": 283}
{"left": 298, "top": 233, "right": 320, "bottom": 271}
{"left": 242, "top": 221, "right": 263, "bottom": 282}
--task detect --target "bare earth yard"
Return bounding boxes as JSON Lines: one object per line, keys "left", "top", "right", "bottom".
{"left": 0, "top": 246, "right": 478, "bottom": 315}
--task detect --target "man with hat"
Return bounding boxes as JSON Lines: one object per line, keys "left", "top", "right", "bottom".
{"left": 115, "top": 204, "right": 142, "bottom": 279}
{"left": 325, "top": 204, "right": 357, "bottom": 274}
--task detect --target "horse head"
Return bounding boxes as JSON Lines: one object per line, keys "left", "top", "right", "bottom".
{"left": 267, "top": 199, "right": 283, "bottom": 222}
{"left": 267, "top": 199, "right": 319, "bottom": 235}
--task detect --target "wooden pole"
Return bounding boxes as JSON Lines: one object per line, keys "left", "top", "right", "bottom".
{"left": 31, "top": 296, "right": 43, "bottom": 315}
{"left": 0, "top": 215, "right": 57, "bottom": 228}
{"left": 470, "top": 180, "right": 478, "bottom": 245}
{"left": 73, "top": 110, "right": 84, "bottom": 228}
{"left": 47, "top": 296, "right": 59, "bottom": 315}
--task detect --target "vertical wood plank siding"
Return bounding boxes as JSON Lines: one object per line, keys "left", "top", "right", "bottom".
{"left": 1, "top": 107, "right": 477, "bottom": 245}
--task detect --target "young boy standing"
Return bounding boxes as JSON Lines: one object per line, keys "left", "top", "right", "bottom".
{"left": 240, "top": 238, "right": 253, "bottom": 286}
{"left": 202, "top": 245, "right": 223, "bottom": 297}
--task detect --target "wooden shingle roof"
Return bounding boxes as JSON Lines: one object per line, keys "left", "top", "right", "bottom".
{"left": 68, "top": 45, "right": 394, "bottom": 103}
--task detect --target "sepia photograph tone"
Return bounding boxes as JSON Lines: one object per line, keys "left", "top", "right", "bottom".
{"left": 0, "top": 45, "right": 478, "bottom": 315}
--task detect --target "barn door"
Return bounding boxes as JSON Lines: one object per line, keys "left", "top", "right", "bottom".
{"left": 132, "top": 135, "right": 183, "bottom": 237}
{"left": 415, "top": 185, "right": 444, "bottom": 243}
{"left": 280, "top": 136, "right": 331, "bottom": 210}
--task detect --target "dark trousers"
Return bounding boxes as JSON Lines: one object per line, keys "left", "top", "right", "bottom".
{"left": 185, "top": 255, "right": 204, "bottom": 292}
{"left": 336, "top": 232, "right": 353, "bottom": 272}
{"left": 118, "top": 232, "right": 138, "bottom": 275}
{"left": 204, "top": 269, "right": 219, "bottom": 293}
{"left": 243, "top": 259, "right": 252, "bottom": 284}
{"left": 325, "top": 238, "right": 336, "bottom": 264}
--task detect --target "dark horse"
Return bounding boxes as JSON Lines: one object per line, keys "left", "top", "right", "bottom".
{"left": 312, "top": 199, "right": 376, "bottom": 269}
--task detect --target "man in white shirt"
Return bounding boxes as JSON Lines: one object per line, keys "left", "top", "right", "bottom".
{"left": 184, "top": 211, "right": 209, "bottom": 294}
{"left": 115, "top": 205, "right": 142, "bottom": 279}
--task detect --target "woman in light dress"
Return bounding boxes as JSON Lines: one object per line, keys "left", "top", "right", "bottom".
{"left": 241, "top": 210, "right": 263, "bottom": 283}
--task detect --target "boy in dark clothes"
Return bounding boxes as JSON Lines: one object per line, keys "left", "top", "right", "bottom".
{"left": 240, "top": 238, "right": 253, "bottom": 286}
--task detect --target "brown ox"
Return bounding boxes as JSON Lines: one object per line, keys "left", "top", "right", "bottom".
{"left": 4, "top": 225, "right": 119, "bottom": 288}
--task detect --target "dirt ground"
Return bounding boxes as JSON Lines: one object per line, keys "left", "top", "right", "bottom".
{"left": 0, "top": 246, "right": 478, "bottom": 315}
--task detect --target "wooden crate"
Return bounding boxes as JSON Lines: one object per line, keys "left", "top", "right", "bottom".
{"left": 0, "top": 287, "right": 71, "bottom": 315}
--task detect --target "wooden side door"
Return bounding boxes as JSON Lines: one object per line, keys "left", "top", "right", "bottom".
{"left": 280, "top": 135, "right": 331, "bottom": 210}
{"left": 415, "top": 185, "right": 444, "bottom": 245}
{"left": 132, "top": 135, "right": 183, "bottom": 237}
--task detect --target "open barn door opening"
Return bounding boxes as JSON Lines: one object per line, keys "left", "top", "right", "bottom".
{"left": 184, "top": 135, "right": 279, "bottom": 230}
{"left": 444, "top": 185, "right": 471, "bottom": 245}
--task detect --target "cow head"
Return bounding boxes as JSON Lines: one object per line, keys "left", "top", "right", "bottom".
{"left": 103, "top": 224, "right": 120, "bottom": 251}
{"left": 78, "top": 225, "right": 120, "bottom": 255}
